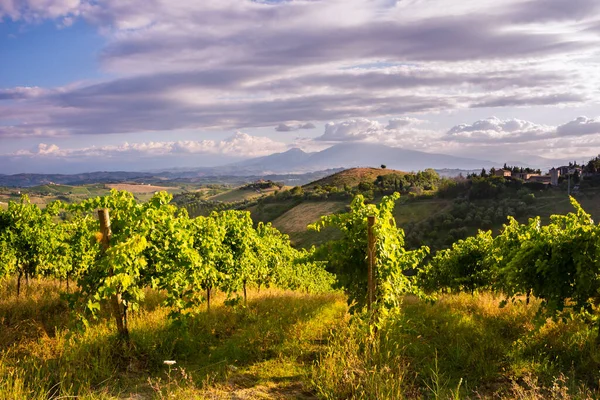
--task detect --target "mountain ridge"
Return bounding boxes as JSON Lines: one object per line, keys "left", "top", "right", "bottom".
{"left": 229, "top": 142, "right": 497, "bottom": 173}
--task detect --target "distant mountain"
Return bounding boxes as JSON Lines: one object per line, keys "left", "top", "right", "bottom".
{"left": 234, "top": 148, "right": 313, "bottom": 170}
{"left": 2, "top": 143, "right": 564, "bottom": 188}
{"left": 229, "top": 143, "right": 496, "bottom": 173}
{"left": 505, "top": 155, "right": 576, "bottom": 170}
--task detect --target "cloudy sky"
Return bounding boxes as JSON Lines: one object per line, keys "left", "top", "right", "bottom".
{"left": 1, "top": 0, "right": 599, "bottom": 173}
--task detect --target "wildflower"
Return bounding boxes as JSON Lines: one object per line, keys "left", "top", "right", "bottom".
{"left": 163, "top": 360, "right": 176, "bottom": 366}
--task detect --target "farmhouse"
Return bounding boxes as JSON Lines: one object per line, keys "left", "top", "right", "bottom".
{"left": 494, "top": 169, "right": 512, "bottom": 177}
{"left": 528, "top": 175, "right": 551, "bottom": 184}
{"left": 550, "top": 168, "right": 560, "bottom": 186}
{"left": 512, "top": 172, "right": 539, "bottom": 181}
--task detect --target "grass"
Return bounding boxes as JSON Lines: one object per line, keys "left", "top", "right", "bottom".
{"left": 106, "top": 183, "right": 175, "bottom": 193}
{"left": 210, "top": 187, "right": 279, "bottom": 203}
{"left": 0, "top": 278, "right": 347, "bottom": 399}
{"left": 271, "top": 201, "right": 348, "bottom": 248}
{"left": 2, "top": 279, "right": 600, "bottom": 399}
{"left": 393, "top": 198, "right": 453, "bottom": 226}
{"left": 534, "top": 192, "right": 600, "bottom": 222}
{"left": 303, "top": 168, "right": 406, "bottom": 190}
{"left": 313, "top": 293, "right": 600, "bottom": 399}
{"left": 249, "top": 198, "right": 303, "bottom": 225}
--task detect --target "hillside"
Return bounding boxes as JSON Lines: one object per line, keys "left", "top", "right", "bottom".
{"left": 271, "top": 201, "right": 348, "bottom": 247}
{"left": 209, "top": 185, "right": 284, "bottom": 203}
{"left": 240, "top": 169, "right": 600, "bottom": 250}
{"left": 303, "top": 167, "right": 407, "bottom": 190}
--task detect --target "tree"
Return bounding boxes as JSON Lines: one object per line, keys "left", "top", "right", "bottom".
{"left": 381, "top": 164, "right": 387, "bottom": 169}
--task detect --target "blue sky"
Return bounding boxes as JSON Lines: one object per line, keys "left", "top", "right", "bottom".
{"left": 0, "top": 20, "right": 106, "bottom": 87}
{"left": 1, "top": 0, "right": 599, "bottom": 173}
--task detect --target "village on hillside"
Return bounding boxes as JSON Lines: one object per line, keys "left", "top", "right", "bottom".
{"left": 474, "top": 156, "right": 600, "bottom": 191}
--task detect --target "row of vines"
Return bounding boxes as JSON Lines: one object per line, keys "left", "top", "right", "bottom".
{"left": 0, "top": 190, "right": 334, "bottom": 339}
{"left": 2, "top": 188, "right": 599, "bottom": 337}
{"left": 421, "top": 197, "right": 600, "bottom": 322}
{"left": 309, "top": 194, "right": 600, "bottom": 333}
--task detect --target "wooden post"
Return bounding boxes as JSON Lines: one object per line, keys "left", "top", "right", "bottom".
{"left": 367, "top": 216, "right": 376, "bottom": 312}
{"left": 207, "top": 286, "right": 211, "bottom": 313}
{"left": 17, "top": 270, "right": 22, "bottom": 298}
{"left": 98, "top": 209, "right": 129, "bottom": 340}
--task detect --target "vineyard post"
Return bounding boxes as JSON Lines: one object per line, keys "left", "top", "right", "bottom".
{"left": 367, "top": 215, "right": 376, "bottom": 312}
{"left": 98, "top": 208, "right": 129, "bottom": 340}
{"left": 207, "top": 286, "right": 211, "bottom": 313}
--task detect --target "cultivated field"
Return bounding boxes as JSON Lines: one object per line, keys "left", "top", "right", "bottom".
{"left": 107, "top": 183, "right": 175, "bottom": 193}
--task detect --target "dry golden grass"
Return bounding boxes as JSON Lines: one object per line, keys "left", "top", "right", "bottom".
{"left": 209, "top": 186, "right": 282, "bottom": 203}
{"left": 314, "top": 292, "right": 600, "bottom": 399}
{"left": 272, "top": 201, "right": 347, "bottom": 234}
{"left": 304, "top": 167, "right": 407, "bottom": 190}
{"left": 0, "top": 278, "right": 347, "bottom": 399}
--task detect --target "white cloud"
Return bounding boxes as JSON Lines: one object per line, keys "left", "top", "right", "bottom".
{"left": 315, "top": 117, "right": 444, "bottom": 152}
{"left": 556, "top": 116, "right": 600, "bottom": 136}
{"left": 7, "top": 132, "right": 287, "bottom": 159}
{"left": 0, "top": 0, "right": 82, "bottom": 21}
{"left": 318, "top": 119, "right": 385, "bottom": 142}
{"left": 1, "top": 0, "right": 600, "bottom": 168}
{"left": 446, "top": 117, "right": 555, "bottom": 143}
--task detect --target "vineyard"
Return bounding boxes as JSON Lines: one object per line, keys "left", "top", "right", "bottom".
{"left": 1, "top": 190, "right": 600, "bottom": 398}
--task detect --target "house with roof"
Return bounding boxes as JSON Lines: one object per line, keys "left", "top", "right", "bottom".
{"left": 494, "top": 169, "right": 512, "bottom": 177}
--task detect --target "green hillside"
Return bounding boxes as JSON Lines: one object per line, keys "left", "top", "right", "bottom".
{"left": 303, "top": 167, "right": 406, "bottom": 190}
{"left": 208, "top": 181, "right": 286, "bottom": 203}
{"left": 271, "top": 201, "right": 348, "bottom": 247}
{"left": 239, "top": 169, "right": 600, "bottom": 250}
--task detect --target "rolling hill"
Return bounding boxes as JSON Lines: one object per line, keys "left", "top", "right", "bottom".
{"left": 303, "top": 167, "right": 406, "bottom": 190}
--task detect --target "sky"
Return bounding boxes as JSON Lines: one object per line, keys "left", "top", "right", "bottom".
{"left": 0, "top": 0, "right": 599, "bottom": 174}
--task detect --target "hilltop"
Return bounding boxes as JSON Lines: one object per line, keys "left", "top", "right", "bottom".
{"left": 303, "top": 167, "right": 407, "bottom": 190}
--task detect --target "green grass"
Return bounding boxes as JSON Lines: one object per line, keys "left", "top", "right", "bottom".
{"left": 271, "top": 201, "right": 348, "bottom": 248}
{"left": 249, "top": 198, "right": 303, "bottom": 225}
{"left": 314, "top": 293, "right": 600, "bottom": 399}
{"left": 210, "top": 187, "right": 278, "bottom": 203}
{"left": 393, "top": 198, "right": 453, "bottom": 226}
{"left": 2, "top": 279, "right": 600, "bottom": 399}
{"left": 533, "top": 192, "right": 600, "bottom": 223}
{"left": 0, "top": 279, "right": 347, "bottom": 399}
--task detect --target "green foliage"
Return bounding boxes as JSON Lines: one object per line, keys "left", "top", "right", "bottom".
{"left": 0, "top": 196, "right": 64, "bottom": 288}
{"left": 420, "top": 230, "right": 495, "bottom": 293}
{"left": 421, "top": 197, "right": 600, "bottom": 325}
{"left": 310, "top": 193, "right": 429, "bottom": 312}
{"left": 585, "top": 155, "right": 600, "bottom": 173}
{"left": 375, "top": 168, "right": 439, "bottom": 194}
{"left": 495, "top": 198, "right": 600, "bottom": 317}
{"left": 0, "top": 189, "right": 334, "bottom": 335}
